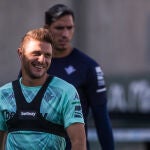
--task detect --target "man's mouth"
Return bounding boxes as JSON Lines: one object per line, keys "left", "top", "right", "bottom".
{"left": 59, "top": 39, "right": 69, "bottom": 44}
{"left": 34, "top": 65, "right": 44, "bottom": 69}
{"left": 32, "top": 63, "right": 45, "bottom": 70}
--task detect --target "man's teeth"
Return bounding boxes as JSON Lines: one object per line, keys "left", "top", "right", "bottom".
{"left": 35, "top": 65, "right": 43, "bottom": 69}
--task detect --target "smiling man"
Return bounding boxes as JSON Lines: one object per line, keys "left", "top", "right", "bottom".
{"left": 0, "top": 28, "right": 86, "bottom": 150}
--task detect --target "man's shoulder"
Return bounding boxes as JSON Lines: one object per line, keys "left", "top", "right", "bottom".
{"left": 73, "top": 48, "right": 99, "bottom": 66}
{"left": 51, "top": 76, "right": 76, "bottom": 91}
{"left": 0, "top": 82, "right": 13, "bottom": 97}
{"left": 0, "top": 82, "right": 12, "bottom": 91}
{"left": 73, "top": 48, "right": 90, "bottom": 59}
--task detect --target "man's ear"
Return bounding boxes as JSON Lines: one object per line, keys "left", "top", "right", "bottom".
{"left": 44, "top": 25, "right": 49, "bottom": 29}
{"left": 17, "top": 48, "right": 23, "bottom": 59}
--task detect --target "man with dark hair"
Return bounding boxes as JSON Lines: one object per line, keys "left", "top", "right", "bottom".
{"left": 0, "top": 28, "right": 86, "bottom": 150}
{"left": 44, "top": 4, "right": 115, "bottom": 150}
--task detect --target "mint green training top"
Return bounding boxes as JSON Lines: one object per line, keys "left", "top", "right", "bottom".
{"left": 0, "top": 76, "right": 84, "bottom": 150}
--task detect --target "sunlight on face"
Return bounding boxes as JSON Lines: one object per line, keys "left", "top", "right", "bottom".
{"left": 19, "top": 39, "right": 52, "bottom": 79}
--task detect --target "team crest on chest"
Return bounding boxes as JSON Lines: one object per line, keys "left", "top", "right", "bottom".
{"left": 64, "top": 65, "right": 76, "bottom": 75}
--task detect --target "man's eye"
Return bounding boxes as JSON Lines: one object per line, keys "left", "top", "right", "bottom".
{"left": 45, "top": 54, "right": 51, "bottom": 58}
{"left": 67, "top": 27, "right": 73, "bottom": 30}
{"left": 32, "top": 52, "right": 41, "bottom": 56}
{"left": 55, "top": 27, "right": 64, "bottom": 30}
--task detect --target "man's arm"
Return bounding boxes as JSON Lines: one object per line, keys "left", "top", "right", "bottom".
{"left": 92, "top": 102, "right": 115, "bottom": 150}
{"left": 66, "top": 123, "right": 86, "bottom": 150}
{"left": 87, "top": 65, "right": 115, "bottom": 150}
{"left": 0, "top": 131, "right": 7, "bottom": 150}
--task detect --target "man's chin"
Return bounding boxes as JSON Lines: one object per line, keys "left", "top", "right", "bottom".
{"left": 56, "top": 45, "right": 68, "bottom": 51}
{"left": 30, "top": 73, "right": 45, "bottom": 79}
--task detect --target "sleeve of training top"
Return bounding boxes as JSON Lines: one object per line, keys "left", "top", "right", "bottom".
{"left": 86, "top": 65, "right": 107, "bottom": 105}
{"left": 86, "top": 64, "right": 115, "bottom": 150}
{"left": 62, "top": 85, "right": 85, "bottom": 128}
{"left": 92, "top": 103, "right": 115, "bottom": 150}
{"left": 0, "top": 112, "right": 6, "bottom": 131}
{"left": 0, "top": 89, "right": 8, "bottom": 131}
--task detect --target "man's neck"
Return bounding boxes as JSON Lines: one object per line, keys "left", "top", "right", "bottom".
{"left": 21, "top": 74, "right": 49, "bottom": 87}
{"left": 53, "top": 47, "right": 73, "bottom": 58}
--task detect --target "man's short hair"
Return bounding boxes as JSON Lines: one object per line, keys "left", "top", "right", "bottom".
{"left": 20, "top": 28, "right": 53, "bottom": 49}
{"left": 45, "top": 4, "right": 75, "bottom": 25}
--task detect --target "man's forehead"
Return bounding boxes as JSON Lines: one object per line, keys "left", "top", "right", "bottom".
{"left": 52, "top": 15, "right": 74, "bottom": 24}
{"left": 23, "top": 40, "right": 52, "bottom": 50}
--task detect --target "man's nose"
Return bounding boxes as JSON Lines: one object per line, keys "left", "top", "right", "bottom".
{"left": 62, "top": 28, "right": 69, "bottom": 37}
{"left": 38, "top": 55, "right": 45, "bottom": 62}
